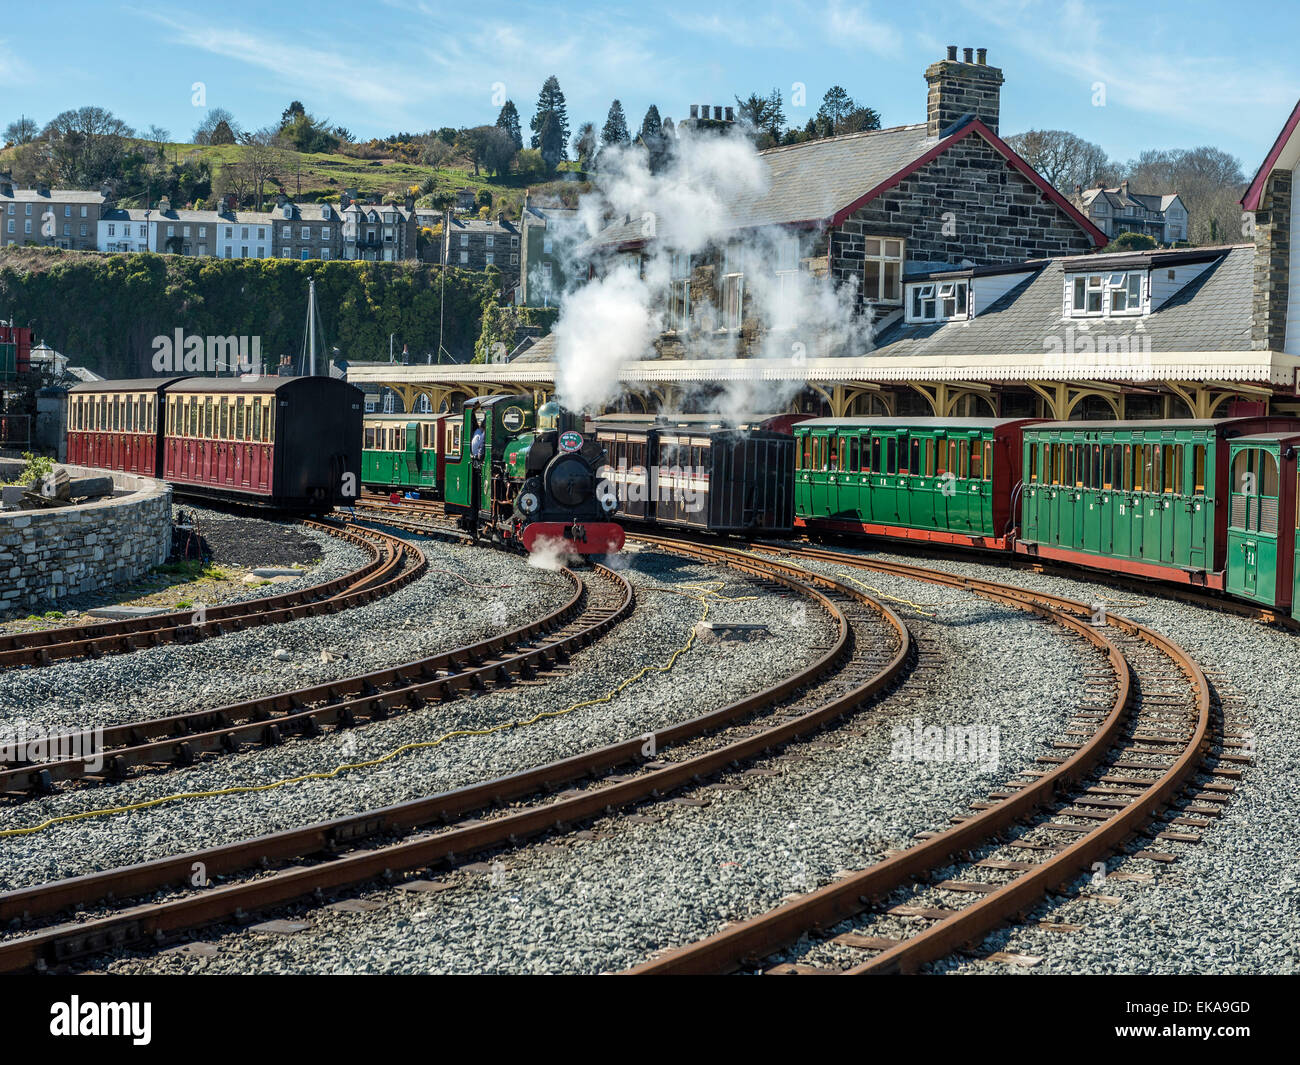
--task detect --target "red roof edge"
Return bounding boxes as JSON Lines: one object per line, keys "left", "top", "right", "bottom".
{"left": 1241, "top": 98, "right": 1300, "bottom": 212}
{"left": 829, "top": 118, "right": 1109, "bottom": 247}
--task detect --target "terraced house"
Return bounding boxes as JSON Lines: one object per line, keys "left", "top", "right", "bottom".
{"left": 444, "top": 214, "right": 521, "bottom": 295}
{"left": 0, "top": 178, "right": 109, "bottom": 250}
{"left": 339, "top": 194, "right": 417, "bottom": 262}
{"left": 272, "top": 195, "right": 339, "bottom": 260}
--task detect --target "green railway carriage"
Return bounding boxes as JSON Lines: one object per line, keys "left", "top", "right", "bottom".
{"left": 1017, "top": 418, "right": 1300, "bottom": 589}
{"left": 1224, "top": 433, "right": 1300, "bottom": 615}
{"left": 361, "top": 413, "right": 458, "bottom": 496}
{"left": 794, "top": 417, "right": 1038, "bottom": 548}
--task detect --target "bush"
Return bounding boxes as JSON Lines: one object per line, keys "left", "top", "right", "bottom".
{"left": 0, "top": 249, "right": 501, "bottom": 375}
{"left": 16, "top": 451, "right": 53, "bottom": 486}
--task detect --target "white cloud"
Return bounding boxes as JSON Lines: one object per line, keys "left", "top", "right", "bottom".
{"left": 968, "top": 0, "right": 1299, "bottom": 135}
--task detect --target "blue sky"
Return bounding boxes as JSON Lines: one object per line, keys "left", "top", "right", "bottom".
{"left": 0, "top": 0, "right": 1295, "bottom": 175}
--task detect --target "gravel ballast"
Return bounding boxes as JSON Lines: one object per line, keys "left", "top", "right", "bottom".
{"left": 100, "top": 552, "right": 1103, "bottom": 975}
{"left": 0, "top": 543, "right": 833, "bottom": 894}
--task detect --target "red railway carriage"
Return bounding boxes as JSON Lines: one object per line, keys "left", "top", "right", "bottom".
{"left": 160, "top": 376, "right": 363, "bottom": 509}
{"left": 66, "top": 378, "right": 187, "bottom": 476}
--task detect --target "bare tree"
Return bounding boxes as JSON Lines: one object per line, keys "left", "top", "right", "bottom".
{"left": 4, "top": 116, "right": 38, "bottom": 145}
{"left": 1005, "top": 129, "right": 1115, "bottom": 192}
{"left": 240, "top": 128, "right": 289, "bottom": 210}
{"left": 41, "top": 106, "right": 135, "bottom": 186}
{"left": 193, "top": 107, "right": 242, "bottom": 146}
{"left": 1121, "top": 146, "right": 1246, "bottom": 245}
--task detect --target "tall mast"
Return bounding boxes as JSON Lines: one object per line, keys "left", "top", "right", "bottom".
{"left": 308, "top": 278, "right": 317, "bottom": 376}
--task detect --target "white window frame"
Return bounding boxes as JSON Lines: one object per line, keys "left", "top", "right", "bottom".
{"left": 1069, "top": 271, "right": 1143, "bottom": 317}
{"left": 668, "top": 253, "right": 691, "bottom": 331}
{"left": 863, "top": 237, "right": 904, "bottom": 304}
{"left": 1107, "top": 271, "right": 1143, "bottom": 315}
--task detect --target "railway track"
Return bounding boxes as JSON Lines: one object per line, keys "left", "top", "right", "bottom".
{"left": 0, "top": 519, "right": 423, "bottom": 670}
{"left": 0, "top": 563, "right": 632, "bottom": 800}
{"left": 626, "top": 539, "right": 1222, "bottom": 975}
{"left": 0, "top": 539, "right": 910, "bottom": 973}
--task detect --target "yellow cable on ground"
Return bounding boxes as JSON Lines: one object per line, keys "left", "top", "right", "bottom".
{"left": 835, "top": 571, "right": 939, "bottom": 618}
{"left": 0, "top": 579, "right": 743, "bottom": 840}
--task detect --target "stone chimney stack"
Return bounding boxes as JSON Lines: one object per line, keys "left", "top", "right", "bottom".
{"left": 925, "top": 46, "right": 1004, "bottom": 137}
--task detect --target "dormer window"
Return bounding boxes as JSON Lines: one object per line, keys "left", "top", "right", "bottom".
{"left": 907, "top": 279, "right": 967, "bottom": 322}
{"left": 1069, "top": 270, "right": 1143, "bottom": 316}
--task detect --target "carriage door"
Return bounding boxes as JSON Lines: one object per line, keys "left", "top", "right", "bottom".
{"left": 808, "top": 429, "right": 834, "bottom": 518}
{"left": 1187, "top": 441, "right": 1209, "bottom": 569}
{"left": 1226, "top": 443, "right": 1279, "bottom": 604}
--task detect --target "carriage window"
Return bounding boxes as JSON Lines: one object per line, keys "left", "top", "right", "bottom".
{"left": 1132, "top": 445, "right": 1144, "bottom": 491}
{"left": 1231, "top": 450, "right": 1251, "bottom": 496}
{"left": 885, "top": 437, "right": 898, "bottom": 475}
{"left": 236, "top": 399, "right": 245, "bottom": 440}
{"left": 1193, "top": 445, "right": 1206, "bottom": 493}
{"left": 870, "top": 437, "right": 882, "bottom": 473}
{"left": 849, "top": 437, "right": 860, "bottom": 473}
{"left": 1163, "top": 445, "right": 1175, "bottom": 493}
{"left": 1261, "top": 450, "right": 1280, "bottom": 498}
{"left": 125, "top": 398, "right": 134, "bottom": 432}
{"left": 219, "top": 400, "right": 229, "bottom": 440}
{"left": 201, "top": 398, "right": 211, "bottom": 438}
{"left": 364, "top": 427, "right": 374, "bottom": 449}
{"left": 1173, "top": 444, "right": 1184, "bottom": 494}
{"left": 968, "top": 440, "right": 982, "bottom": 481}
{"left": 264, "top": 400, "right": 274, "bottom": 441}
{"left": 252, "top": 401, "right": 262, "bottom": 442}
{"left": 1027, "top": 443, "right": 1037, "bottom": 482}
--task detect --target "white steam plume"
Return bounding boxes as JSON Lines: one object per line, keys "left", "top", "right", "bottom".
{"left": 548, "top": 123, "right": 872, "bottom": 419}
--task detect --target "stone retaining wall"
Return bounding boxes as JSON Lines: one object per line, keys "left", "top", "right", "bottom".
{"left": 0, "top": 461, "right": 172, "bottom": 615}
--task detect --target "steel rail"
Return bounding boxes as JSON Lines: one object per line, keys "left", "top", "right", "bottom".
{"left": 0, "top": 542, "right": 906, "bottom": 973}
{"left": 626, "top": 541, "right": 1211, "bottom": 975}
{"left": 0, "top": 520, "right": 421, "bottom": 669}
{"left": 0, "top": 563, "right": 621, "bottom": 797}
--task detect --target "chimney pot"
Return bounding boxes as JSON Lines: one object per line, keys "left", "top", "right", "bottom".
{"left": 689, "top": 104, "right": 699, "bottom": 119}
{"left": 713, "top": 105, "right": 723, "bottom": 121}
{"left": 927, "top": 45, "right": 1004, "bottom": 137}
{"left": 963, "top": 47, "right": 973, "bottom": 62}
{"left": 976, "top": 47, "right": 987, "bottom": 65}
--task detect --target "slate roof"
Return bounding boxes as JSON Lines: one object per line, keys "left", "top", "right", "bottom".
{"left": 511, "top": 332, "right": 556, "bottom": 363}
{"left": 0, "top": 188, "right": 106, "bottom": 204}
{"left": 870, "top": 245, "right": 1253, "bottom": 357}
{"left": 589, "top": 123, "right": 935, "bottom": 248}
{"left": 447, "top": 217, "right": 519, "bottom": 235}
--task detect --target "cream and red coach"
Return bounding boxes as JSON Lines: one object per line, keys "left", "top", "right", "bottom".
{"left": 66, "top": 376, "right": 363, "bottom": 511}
{"left": 66, "top": 378, "right": 179, "bottom": 476}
